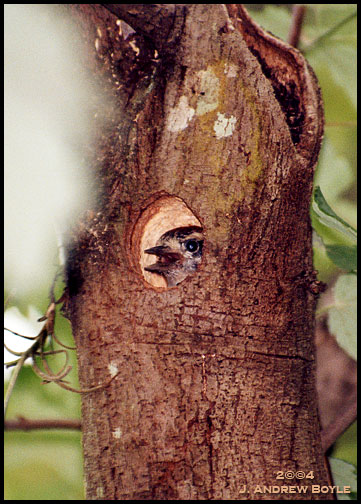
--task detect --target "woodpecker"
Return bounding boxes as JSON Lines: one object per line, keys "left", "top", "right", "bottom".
{"left": 144, "top": 226, "right": 203, "bottom": 287}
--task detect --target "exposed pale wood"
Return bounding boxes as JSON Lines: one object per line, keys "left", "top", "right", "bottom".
{"left": 129, "top": 195, "right": 202, "bottom": 288}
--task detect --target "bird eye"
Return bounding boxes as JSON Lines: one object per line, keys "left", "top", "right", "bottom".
{"left": 185, "top": 239, "right": 199, "bottom": 253}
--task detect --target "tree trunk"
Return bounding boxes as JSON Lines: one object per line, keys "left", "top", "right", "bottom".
{"left": 64, "top": 4, "right": 332, "bottom": 500}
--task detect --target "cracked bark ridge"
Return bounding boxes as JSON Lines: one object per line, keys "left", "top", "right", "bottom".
{"left": 66, "top": 4, "right": 331, "bottom": 500}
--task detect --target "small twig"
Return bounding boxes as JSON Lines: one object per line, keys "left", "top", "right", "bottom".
{"left": 4, "top": 327, "right": 37, "bottom": 341}
{"left": 4, "top": 352, "right": 28, "bottom": 417}
{"left": 321, "top": 394, "right": 357, "bottom": 452}
{"left": 4, "top": 416, "right": 81, "bottom": 431}
{"left": 4, "top": 323, "right": 48, "bottom": 415}
{"left": 4, "top": 276, "right": 118, "bottom": 418}
{"left": 52, "top": 330, "right": 76, "bottom": 350}
{"left": 32, "top": 352, "right": 72, "bottom": 383}
{"left": 47, "top": 371, "right": 121, "bottom": 394}
{"left": 288, "top": 5, "right": 306, "bottom": 48}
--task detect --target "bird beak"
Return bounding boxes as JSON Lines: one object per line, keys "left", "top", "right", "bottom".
{"left": 144, "top": 245, "right": 169, "bottom": 256}
{"left": 144, "top": 246, "right": 181, "bottom": 272}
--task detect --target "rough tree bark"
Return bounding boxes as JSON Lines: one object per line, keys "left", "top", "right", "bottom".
{"left": 64, "top": 4, "right": 333, "bottom": 500}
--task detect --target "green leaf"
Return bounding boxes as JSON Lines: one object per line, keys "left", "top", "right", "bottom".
{"left": 328, "top": 458, "right": 357, "bottom": 500}
{"left": 311, "top": 186, "right": 357, "bottom": 245}
{"left": 325, "top": 245, "right": 357, "bottom": 272}
{"left": 328, "top": 274, "right": 357, "bottom": 361}
{"left": 332, "top": 422, "right": 357, "bottom": 471}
